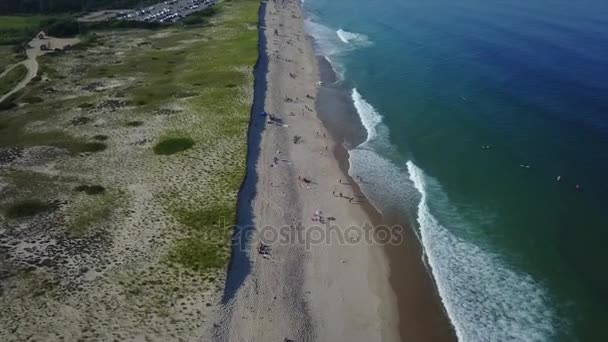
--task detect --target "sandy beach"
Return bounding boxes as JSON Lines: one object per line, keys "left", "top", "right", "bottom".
{"left": 216, "top": 0, "right": 455, "bottom": 341}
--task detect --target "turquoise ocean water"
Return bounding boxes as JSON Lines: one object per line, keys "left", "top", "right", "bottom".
{"left": 302, "top": 0, "right": 608, "bottom": 340}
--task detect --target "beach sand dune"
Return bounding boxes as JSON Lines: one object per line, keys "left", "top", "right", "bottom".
{"left": 214, "top": 0, "right": 400, "bottom": 341}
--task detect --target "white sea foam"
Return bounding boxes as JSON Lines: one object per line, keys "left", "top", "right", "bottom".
{"left": 407, "top": 160, "right": 556, "bottom": 341}
{"left": 347, "top": 87, "right": 556, "bottom": 341}
{"left": 304, "top": 18, "right": 344, "bottom": 57}
{"left": 352, "top": 88, "right": 383, "bottom": 144}
{"left": 337, "top": 29, "right": 371, "bottom": 46}
{"left": 304, "top": 19, "right": 371, "bottom": 58}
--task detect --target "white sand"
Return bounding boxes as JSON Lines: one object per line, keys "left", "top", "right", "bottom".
{"left": 216, "top": 0, "right": 400, "bottom": 340}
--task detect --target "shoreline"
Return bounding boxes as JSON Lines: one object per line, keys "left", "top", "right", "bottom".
{"left": 315, "top": 56, "right": 457, "bottom": 341}
{"left": 220, "top": 0, "right": 454, "bottom": 340}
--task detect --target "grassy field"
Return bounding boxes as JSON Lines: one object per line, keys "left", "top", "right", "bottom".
{"left": 0, "top": 45, "right": 22, "bottom": 72}
{"left": 0, "top": 0, "right": 260, "bottom": 339}
{"left": 0, "top": 15, "right": 47, "bottom": 45}
{"left": 0, "top": 63, "right": 27, "bottom": 97}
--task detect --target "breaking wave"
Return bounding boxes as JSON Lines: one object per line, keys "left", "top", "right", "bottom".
{"left": 347, "top": 87, "right": 556, "bottom": 341}
{"left": 407, "top": 161, "right": 556, "bottom": 341}
{"left": 337, "top": 29, "right": 372, "bottom": 46}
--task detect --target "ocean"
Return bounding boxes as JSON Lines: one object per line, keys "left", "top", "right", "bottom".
{"left": 302, "top": 0, "right": 608, "bottom": 340}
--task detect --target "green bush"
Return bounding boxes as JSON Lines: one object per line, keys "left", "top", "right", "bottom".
{"left": 153, "top": 137, "right": 194, "bottom": 155}
{"left": 74, "top": 184, "right": 106, "bottom": 195}
{"left": 23, "top": 95, "right": 43, "bottom": 103}
{"left": 126, "top": 120, "right": 143, "bottom": 127}
{"left": 93, "top": 134, "right": 108, "bottom": 141}
{"left": 41, "top": 16, "right": 80, "bottom": 37}
{"left": 0, "top": 100, "right": 17, "bottom": 111}
{"left": 5, "top": 199, "right": 51, "bottom": 218}
{"left": 78, "top": 142, "right": 107, "bottom": 152}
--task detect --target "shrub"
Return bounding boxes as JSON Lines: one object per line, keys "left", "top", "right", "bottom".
{"left": 0, "top": 101, "right": 16, "bottom": 111}
{"left": 23, "top": 95, "right": 43, "bottom": 104}
{"left": 41, "top": 16, "right": 79, "bottom": 37}
{"left": 79, "top": 142, "right": 107, "bottom": 152}
{"left": 126, "top": 120, "right": 143, "bottom": 127}
{"left": 153, "top": 137, "right": 194, "bottom": 155}
{"left": 74, "top": 185, "right": 105, "bottom": 195}
{"left": 5, "top": 199, "right": 51, "bottom": 218}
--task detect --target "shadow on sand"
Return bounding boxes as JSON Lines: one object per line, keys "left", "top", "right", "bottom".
{"left": 221, "top": 0, "right": 268, "bottom": 304}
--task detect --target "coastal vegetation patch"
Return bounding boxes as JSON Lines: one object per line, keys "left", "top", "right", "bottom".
{"left": 74, "top": 184, "right": 106, "bottom": 195}
{"left": 153, "top": 137, "right": 194, "bottom": 155}
{"left": 4, "top": 199, "right": 52, "bottom": 218}
{"left": 0, "top": 0, "right": 260, "bottom": 339}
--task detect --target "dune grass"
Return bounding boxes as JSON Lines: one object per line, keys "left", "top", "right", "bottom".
{"left": 67, "top": 191, "right": 122, "bottom": 236}
{"left": 0, "top": 0, "right": 260, "bottom": 275}
{"left": 0, "top": 63, "right": 27, "bottom": 97}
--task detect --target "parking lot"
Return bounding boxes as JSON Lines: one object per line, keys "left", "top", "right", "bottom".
{"left": 116, "top": 0, "right": 217, "bottom": 23}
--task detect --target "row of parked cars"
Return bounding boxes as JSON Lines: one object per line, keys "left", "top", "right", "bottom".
{"left": 115, "top": 0, "right": 216, "bottom": 23}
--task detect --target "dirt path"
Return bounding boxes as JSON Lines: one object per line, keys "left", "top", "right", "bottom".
{"left": 0, "top": 35, "right": 79, "bottom": 104}
{"left": 0, "top": 59, "right": 38, "bottom": 103}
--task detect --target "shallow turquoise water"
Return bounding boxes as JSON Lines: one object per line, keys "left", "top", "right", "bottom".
{"left": 304, "top": 0, "right": 608, "bottom": 340}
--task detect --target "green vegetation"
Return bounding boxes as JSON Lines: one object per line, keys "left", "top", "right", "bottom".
{"left": 0, "top": 45, "right": 22, "bottom": 73}
{"left": 22, "top": 95, "right": 44, "bottom": 103}
{"left": 0, "top": 14, "right": 80, "bottom": 47}
{"left": 153, "top": 137, "right": 194, "bottom": 155}
{"left": 5, "top": 199, "right": 51, "bottom": 218}
{"left": 126, "top": 120, "right": 143, "bottom": 127}
{"left": 0, "top": 15, "right": 47, "bottom": 45}
{"left": 41, "top": 16, "right": 80, "bottom": 37}
{"left": 78, "top": 142, "right": 107, "bottom": 152}
{"left": 0, "top": 64, "right": 27, "bottom": 97}
{"left": 183, "top": 7, "right": 218, "bottom": 26}
{"left": 67, "top": 191, "right": 121, "bottom": 236}
{"left": 0, "top": 0, "right": 260, "bottom": 276}
{"left": 74, "top": 184, "right": 106, "bottom": 195}
{"left": 93, "top": 134, "right": 108, "bottom": 141}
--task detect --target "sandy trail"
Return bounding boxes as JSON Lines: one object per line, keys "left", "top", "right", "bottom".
{"left": 0, "top": 59, "right": 37, "bottom": 104}
{"left": 0, "top": 36, "right": 78, "bottom": 103}
{"left": 215, "top": 0, "right": 399, "bottom": 341}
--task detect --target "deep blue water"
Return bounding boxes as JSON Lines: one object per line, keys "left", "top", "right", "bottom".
{"left": 303, "top": 0, "right": 608, "bottom": 340}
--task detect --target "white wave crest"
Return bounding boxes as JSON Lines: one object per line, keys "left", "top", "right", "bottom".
{"left": 352, "top": 88, "right": 383, "bottom": 144}
{"left": 407, "top": 160, "right": 556, "bottom": 341}
{"left": 337, "top": 29, "right": 371, "bottom": 46}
